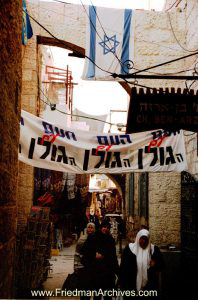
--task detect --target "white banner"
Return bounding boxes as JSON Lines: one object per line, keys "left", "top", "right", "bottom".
{"left": 82, "top": 6, "right": 134, "bottom": 81}
{"left": 19, "top": 110, "right": 187, "bottom": 174}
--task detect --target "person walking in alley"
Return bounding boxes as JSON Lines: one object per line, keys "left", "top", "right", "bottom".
{"left": 74, "top": 222, "right": 96, "bottom": 273}
{"left": 62, "top": 223, "right": 95, "bottom": 291}
{"left": 81, "top": 220, "right": 119, "bottom": 299}
{"left": 119, "top": 229, "right": 164, "bottom": 299}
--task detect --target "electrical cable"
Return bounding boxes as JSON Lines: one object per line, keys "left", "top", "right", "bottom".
{"left": 184, "top": 132, "right": 196, "bottom": 136}
{"left": 185, "top": 79, "right": 196, "bottom": 94}
{"left": 25, "top": 9, "right": 198, "bottom": 81}
{"left": 133, "top": 67, "right": 194, "bottom": 76}
{"left": 122, "top": 78, "right": 160, "bottom": 91}
{"left": 52, "top": 0, "right": 70, "bottom": 4}
{"left": 122, "top": 50, "right": 198, "bottom": 77}
{"left": 167, "top": 11, "right": 198, "bottom": 53}
{"left": 165, "top": 0, "right": 182, "bottom": 12}
{"left": 54, "top": 0, "right": 188, "bottom": 76}
{"left": 25, "top": 10, "right": 113, "bottom": 76}
{"left": 39, "top": 87, "right": 125, "bottom": 127}
{"left": 32, "top": 1, "right": 188, "bottom": 57}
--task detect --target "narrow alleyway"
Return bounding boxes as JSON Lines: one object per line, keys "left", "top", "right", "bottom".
{"left": 43, "top": 240, "right": 125, "bottom": 299}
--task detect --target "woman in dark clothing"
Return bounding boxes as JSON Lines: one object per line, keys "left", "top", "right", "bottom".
{"left": 119, "top": 229, "right": 164, "bottom": 298}
{"left": 81, "top": 220, "right": 119, "bottom": 299}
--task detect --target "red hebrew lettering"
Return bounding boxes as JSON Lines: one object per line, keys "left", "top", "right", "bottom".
{"left": 96, "top": 146, "right": 105, "bottom": 156}
{"left": 96, "top": 145, "right": 113, "bottom": 155}
{"left": 148, "top": 134, "right": 168, "bottom": 152}
{"left": 41, "top": 134, "right": 60, "bottom": 145}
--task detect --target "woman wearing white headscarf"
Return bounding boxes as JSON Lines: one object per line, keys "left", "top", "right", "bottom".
{"left": 119, "top": 229, "right": 164, "bottom": 298}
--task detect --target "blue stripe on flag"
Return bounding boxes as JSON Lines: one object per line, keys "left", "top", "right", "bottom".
{"left": 87, "top": 6, "right": 96, "bottom": 78}
{"left": 121, "top": 9, "right": 132, "bottom": 74}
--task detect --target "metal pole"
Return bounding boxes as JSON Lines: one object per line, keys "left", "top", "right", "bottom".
{"left": 114, "top": 74, "right": 198, "bottom": 80}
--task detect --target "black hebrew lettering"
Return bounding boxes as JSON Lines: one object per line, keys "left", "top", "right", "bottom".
{"left": 42, "top": 121, "right": 54, "bottom": 134}
{"left": 38, "top": 137, "right": 51, "bottom": 159}
{"left": 65, "top": 131, "right": 77, "bottom": 141}
{"left": 151, "top": 130, "right": 163, "bottom": 140}
{"left": 104, "top": 152, "right": 112, "bottom": 168}
{"left": 83, "top": 150, "right": 90, "bottom": 171}
{"left": 28, "top": 138, "right": 36, "bottom": 159}
{"left": 145, "top": 146, "right": 158, "bottom": 166}
{"left": 159, "top": 147, "right": 165, "bottom": 166}
{"left": 42, "top": 121, "right": 77, "bottom": 141}
{"left": 111, "top": 152, "right": 122, "bottom": 168}
{"left": 120, "top": 134, "right": 132, "bottom": 144}
{"left": 138, "top": 145, "right": 181, "bottom": 169}
{"left": 97, "top": 136, "right": 109, "bottom": 145}
{"left": 163, "top": 130, "right": 180, "bottom": 136}
{"left": 92, "top": 148, "right": 105, "bottom": 168}
{"left": 151, "top": 129, "right": 181, "bottom": 139}
{"left": 92, "top": 149, "right": 122, "bottom": 169}
{"left": 54, "top": 127, "right": 65, "bottom": 138}
{"left": 138, "top": 148, "right": 143, "bottom": 169}
{"left": 51, "top": 144, "right": 57, "bottom": 161}
{"left": 83, "top": 149, "right": 128, "bottom": 171}
{"left": 69, "top": 157, "right": 76, "bottom": 166}
{"left": 97, "top": 134, "right": 132, "bottom": 145}
{"left": 123, "top": 159, "right": 131, "bottom": 167}
{"left": 56, "top": 146, "right": 68, "bottom": 164}
{"left": 165, "top": 146, "right": 176, "bottom": 165}
{"left": 109, "top": 135, "right": 121, "bottom": 145}
{"left": 20, "top": 117, "right": 24, "bottom": 126}
{"left": 176, "top": 154, "right": 184, "bottom": 162}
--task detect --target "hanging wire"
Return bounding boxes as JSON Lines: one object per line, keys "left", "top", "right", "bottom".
{"left": 165, "top": 0, "right": 182, "bottom": 12}
{"left": 184, "top": 132, "right": 196, "bottom": 136}
{"left": 30, "top": 1, "right": 186, "bottom": 56}
{"left": 49, "top": 0, "right": 188, "bottom": 75}
{"left": 24, "top": 10, "right": 113, "bottom": 76}
{"left": 39, "top": 87, "right": 124, "bottom": 127}
{"left": 167, "top": 11, "right": 198, "bottom": 53}
{"left": 25, "top": 9, "right": 198, "bottom": 81}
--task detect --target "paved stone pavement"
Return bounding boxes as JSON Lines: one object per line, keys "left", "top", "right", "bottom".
{"left": 43, "top": 243, "right": 77, "bottom": 299}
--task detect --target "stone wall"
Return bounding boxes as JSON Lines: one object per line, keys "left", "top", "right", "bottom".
{"left": 184, "top": 0, "right": 198, "bottom": 179}
{"left": 164, "top": 0, "right": 198, "bottom": 180}
{"left": 0, "top": 1, "right": 22, "bottom": 298}
{"left": 17, "top": 38, "right": 37, "bottom": 233}
{"left": 149, "top": 172, "right": 181, "bottom": 247}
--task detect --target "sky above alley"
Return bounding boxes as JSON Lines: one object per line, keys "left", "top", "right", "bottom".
{"left": 41, "top": 0, "right": 165, "bottom": 131}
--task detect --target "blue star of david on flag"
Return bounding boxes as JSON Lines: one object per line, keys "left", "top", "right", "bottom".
{"left": 99, "top": 34, "right": 120, "bottom": 55}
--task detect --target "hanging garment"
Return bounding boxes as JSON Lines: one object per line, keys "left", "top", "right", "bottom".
{"left": 82, "top": 5, "right": 134, "bottom": 80}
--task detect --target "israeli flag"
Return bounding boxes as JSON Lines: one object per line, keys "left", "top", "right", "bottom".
{"left": 82, "top": 6, "right": 134, "bottom": 81}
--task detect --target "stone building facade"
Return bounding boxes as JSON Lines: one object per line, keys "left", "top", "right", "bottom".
{"left": 0, "top": 1, "right": 22, "bottom": 298}
{"left": 19, "top": 0, "right": 198, "bottom": 249}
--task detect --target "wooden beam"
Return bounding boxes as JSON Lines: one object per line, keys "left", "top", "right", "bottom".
{"left": 37, "top": 36, "right": 131, "bottom": 96}
{"left": 37, "top": 36, "right": 85, "bottom": 56}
